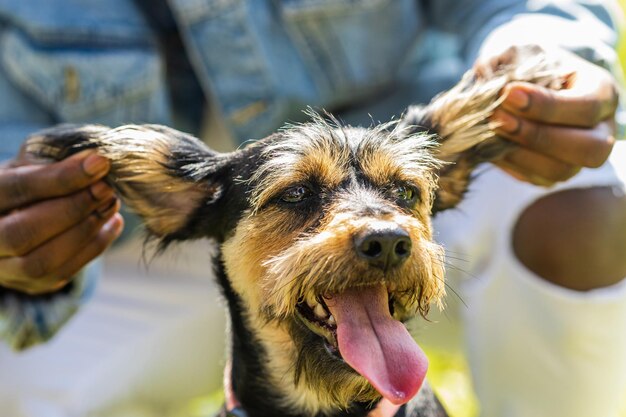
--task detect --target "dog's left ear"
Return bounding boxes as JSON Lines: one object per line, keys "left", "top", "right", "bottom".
{"left": 399, "top": 45, "right": 569, "bottom": 214}
{"left": 398, "top": 83, "right": 509, "bottom": 214}
{"left": 24, "top": 124, "right": 239, "bottom": 243}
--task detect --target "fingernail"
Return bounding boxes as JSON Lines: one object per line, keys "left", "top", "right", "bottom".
{"left": 90, "top": 181, "right": 113, "bottom": 201}
{"left": 50, "top": 279, "right": 71, "bottom": 292}
{"left": 113, "top": 214, "right": 124, "bottom": 239}
{"left": 107, "top": 214, "right": 124, "bottom": 238}
{"left": 497, "top": 163, "right": 529, "bottom": 183}
{"left": 83, "top": 153, "right": 110, "bottom": 176}
{"left": 505, "top": 89, "right": 530, "bottom": 110}
{"left": 96, "top": 197, "right": 118, "bottom": 217}
{"left": 493, "top": 111, "right": 520, "bottom": 134}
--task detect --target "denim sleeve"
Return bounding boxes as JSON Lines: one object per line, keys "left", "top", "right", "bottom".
{"left": 0, "top": 264, "right": 100, "bottom": 350}
{"left": 423, "top": 0, "right": 625, "bottom": 140}
{"left": 422, "top": 0, "right": 623, "bottom": 69}
{"left": 0, "top": 52, "right": 99, "bottom": 350}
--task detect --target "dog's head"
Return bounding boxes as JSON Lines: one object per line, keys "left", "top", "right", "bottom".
{"left": 223, "top": 114, "right": 447, "bottom": 409}
{"left": 25, "top": 45, "right": 565, "bottom": 416}
{"left": 20, "top": 116, "right": 478, "bottom": 414}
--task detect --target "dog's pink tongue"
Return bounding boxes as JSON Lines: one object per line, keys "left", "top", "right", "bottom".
{"left": 325, "top": 285, "right": 428, "bottom": 405}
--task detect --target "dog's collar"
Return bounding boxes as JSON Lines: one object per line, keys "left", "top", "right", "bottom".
{"left": 223, "top": 359, "right": 242, "bottom": 415}
{"left": 222, "top": 359, "right": 401, "bottom": 417}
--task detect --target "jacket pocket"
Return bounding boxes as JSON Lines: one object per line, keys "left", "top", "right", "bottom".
{"left": 0, "top": 0, "right": 152, "bottom": 46}
{"left": 0, "top": 30, "right": 169, "bottom": 125}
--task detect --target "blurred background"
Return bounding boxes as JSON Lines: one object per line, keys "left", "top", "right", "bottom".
{"left": 0, "top": 3, "right": 624, "bottom": 417}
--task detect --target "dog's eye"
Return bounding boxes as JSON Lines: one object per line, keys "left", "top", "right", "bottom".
{"left": 393, "top": 185, "right": 419, "bottom": 203}
{"left": 281, "top": 185, "right": 312, "bottom": 203}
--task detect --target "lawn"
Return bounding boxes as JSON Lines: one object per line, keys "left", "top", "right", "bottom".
{"left": 619, "top": 0, "right": 626, "bottom": 79}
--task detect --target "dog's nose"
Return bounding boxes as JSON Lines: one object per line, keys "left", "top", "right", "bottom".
{"left": 354, "top": 227, "right": 412, "bottom": 270}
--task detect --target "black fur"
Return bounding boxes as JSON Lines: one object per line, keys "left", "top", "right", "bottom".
{"left": 24, "top": 124, "right": 450, "bottom": 417}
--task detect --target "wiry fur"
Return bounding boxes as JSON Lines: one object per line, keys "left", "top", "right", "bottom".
{"left": 251, "top": 113, "right": 353, "bottom": 211}
{"left": 23, "top": 45, "right": 565, "bottom": 417}
{"left": 251, "top": 113, "right": 441, "bottom": 212}
{"left": 261, "top": 207, "right": 445, "bottom": 320}
{"left": 25, "top": 124, "right": 226, "bottom": 238}
{"left": 402, "top": 45, "right": 569, "bottom": 157}
{"left": 402, "top": 45, "right": 570, "bottom": 211}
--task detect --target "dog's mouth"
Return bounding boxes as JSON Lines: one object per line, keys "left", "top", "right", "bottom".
{"left": 295, "top": 290, "right": 397, "bottom": 355}
{"left": 296, "top": 284, "right": 428, "bottom": 405}
{"left": 296, "top": 294, "right": 339, "bottom": 354}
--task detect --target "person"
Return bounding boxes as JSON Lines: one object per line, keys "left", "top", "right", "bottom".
{"left": 0, "top": 1, "right": 624, "bottom": 416}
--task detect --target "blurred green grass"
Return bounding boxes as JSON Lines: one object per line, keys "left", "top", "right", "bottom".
{"left": 618, "top": 0, "right": 626, "bottom": 74}
{"left": 172, "top": 348, "right": 479, "bottom": 417}
{"left": 169, "top": 348, "right": 480, "bottom": 417}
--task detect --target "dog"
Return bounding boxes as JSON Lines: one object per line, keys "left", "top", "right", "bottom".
{"left": 24, "top": 46, "right": 565, "bottom": 417}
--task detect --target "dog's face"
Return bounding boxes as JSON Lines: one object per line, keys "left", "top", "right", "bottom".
{"left": 25, "top": 118, "right": 452, "bottom": 414}
{"left": 222, "top": 120, "right": 446, "bottom": 411}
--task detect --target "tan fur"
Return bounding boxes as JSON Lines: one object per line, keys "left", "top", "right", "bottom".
{"left": 27, "top": 125, "right": 214, "bottom": 236}
{"left": 222, "top": 208, "right": 305, "bottom": 314}
{"left": 222, "top": 206, "right": 445, "bottom": 413}
{"left": 222, "top": 212, "right": 376, "bottom": 414}
{"left": 251, "top": 120, "right": 352, "bottom": 211}
{"left": 432, "top": 157, "right": 477, "bottom": 211}
{"left": 357, "top": 148, "right": 437, "bottom": 224}
{"left": 429, "top": 45, "right": 570, "bottom": 162}
{"left": 100, "top": 127, "right": 216, "bottom": 235}
{"left": 262, "top": 209, "right": 444, "bottom": 319}
{"left": 222, "top": 130, "right": 445, "bottom": 414}
{"left": 222, "top": 125, "right": 446, "bottom": 413}
{"left": 234, "top": 299, "right": 380, "bottom": 415}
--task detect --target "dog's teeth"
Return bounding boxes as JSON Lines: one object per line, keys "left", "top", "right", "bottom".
{"left": 328, "top": 315, "right": 336, "bottom": 326}
{"left": 306, "top": 294, "right": 316, "bottom": 308}
{"left": 314, "top": 303, "right": 327, "bottom": 319}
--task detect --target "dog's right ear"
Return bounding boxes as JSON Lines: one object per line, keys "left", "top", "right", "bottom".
{"left": 24, "top": 124, "right": 243, "bottom": 244}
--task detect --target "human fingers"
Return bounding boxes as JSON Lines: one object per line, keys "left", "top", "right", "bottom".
{"left": 494, "top": 145, "right": 581, "bottom": 186}
{"left": 0, "top": 206, "right": 122, "bottom": 295}
{"left": 501, "top": 70, "right": 618, "bottom": 128}
{"left": 0, "top": 182, "right": 116, "bottom": 257}
{"left": 0, "top": 150, "right": 110, "bottom": 213}
{"left": 492, "top": 109, "right": 615, "bottom": 168}
{"left": 51, "top": 214, "right": 124, "bottom": 289}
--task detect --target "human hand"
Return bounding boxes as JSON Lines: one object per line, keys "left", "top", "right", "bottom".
{"left": 486, "top": 47, "right": 618, "bottom": 186}
{"left": 0, "top": 150, "right": 123, "bottom": 295}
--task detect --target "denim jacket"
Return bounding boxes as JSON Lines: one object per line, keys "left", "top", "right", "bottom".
{"left": 0, "top": 0, "right": 621, "bottom": 349}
